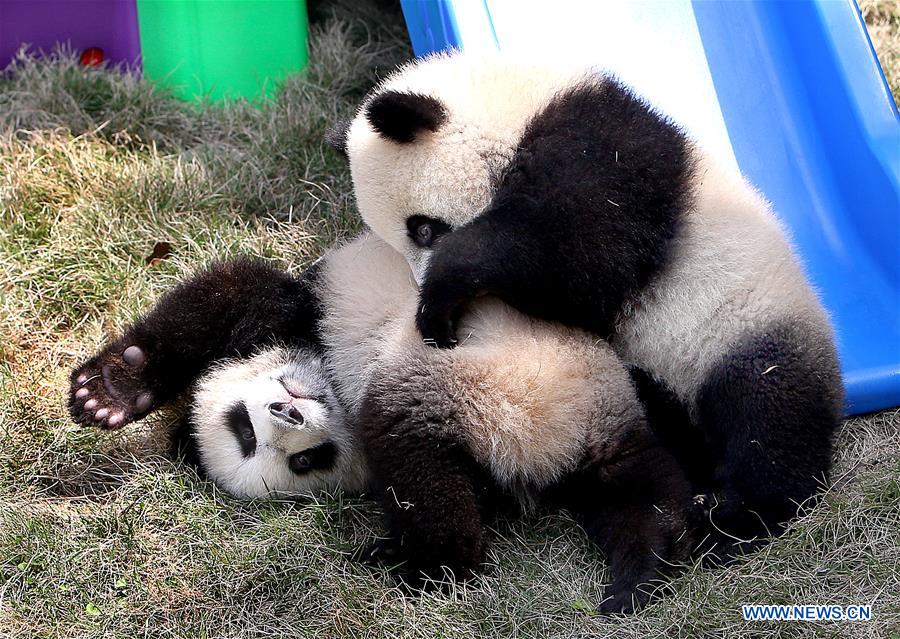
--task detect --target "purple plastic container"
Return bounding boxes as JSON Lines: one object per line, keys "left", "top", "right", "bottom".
{"left": 0, "top": 0, "right": 141, "bottom": 69}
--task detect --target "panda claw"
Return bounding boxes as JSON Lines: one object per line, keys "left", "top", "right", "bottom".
{"left": 358, "top": 537, "right": 404, "bottom": 568}
{"left": 598, "top": 591, "right": 639, "bottom": 616}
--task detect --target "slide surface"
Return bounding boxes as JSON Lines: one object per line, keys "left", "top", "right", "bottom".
{"left": 401, "top": 0, "right": 900, "bottom": 415}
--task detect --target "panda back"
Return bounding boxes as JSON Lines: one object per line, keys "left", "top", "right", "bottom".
{"left": 372, "top": 295, "right": 646, "bottom": 499}
{"left": 613, "top": 155, "right": 837, "bottom": 405}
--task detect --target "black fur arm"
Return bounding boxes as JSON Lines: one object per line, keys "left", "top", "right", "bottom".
{"left": 69, "top": 257, "right": 321, "bottom": 429}
{"left": 416, "top": 205, "right": 634, "bottom": 347}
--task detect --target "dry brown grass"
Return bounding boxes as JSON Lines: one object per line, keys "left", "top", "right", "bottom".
{"left": 861, "top": 0, "right": 900, "bottom": 100}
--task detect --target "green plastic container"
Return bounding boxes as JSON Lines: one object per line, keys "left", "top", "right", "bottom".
{"left": 136, "top": 0, "right": 308, "bottom": 102}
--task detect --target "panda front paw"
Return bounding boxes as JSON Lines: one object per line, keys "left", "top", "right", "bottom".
{"left": 357, "top": 535, "right": 405, "bottom": 568}
{"left": 69, "top": 344, "right": 155, "bottom": 429}
{"left": 415, "top": 299, "right": 460, "bottom": 349}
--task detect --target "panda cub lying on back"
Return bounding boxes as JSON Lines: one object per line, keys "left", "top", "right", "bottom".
{"left": 69, "top": 233, "right": 695, "bottom": 614}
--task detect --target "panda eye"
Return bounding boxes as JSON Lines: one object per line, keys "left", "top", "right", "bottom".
{"left": 417, "top": 223, "right": 433, "bottom": 245}
{"left": 406, "top": 215, "right": 451, "bottom": 249}
{"left": 225, "top": 402, "right": 256, "bottom": 458}
{"left": 289, "top": 454, "right": 311, "bottom": 474}
{"left": 288, "top": 442, "right": 337, "bottom": 476}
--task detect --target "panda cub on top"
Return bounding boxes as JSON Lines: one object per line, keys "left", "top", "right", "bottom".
{"left": 335, "top": 51, "right": 843, "bottom": 559}
{"left": 70, "top": 234, "right": 694, "bottom": 614}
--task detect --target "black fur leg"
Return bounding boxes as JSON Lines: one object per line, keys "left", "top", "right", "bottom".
{"left": 69, "top": 257, "right": 322, "bottom": 428}
{"left": 628, "top": 367, "right": 714, "bottom": 493}
{"left": 555, "top": 418, "right": 695, "bottom": 615}
{"left": 357, "top": 385, "right": 494, "bottom": 586}
{"left": 694, "top": 326, "right": 842, "bottom": 560}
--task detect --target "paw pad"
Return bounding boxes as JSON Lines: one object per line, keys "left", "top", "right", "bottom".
{"left": 135, "top": 392, "right": 153, "bottom": 413}
{"left": 122, "top": 345, "right": 145, "bottom": 366}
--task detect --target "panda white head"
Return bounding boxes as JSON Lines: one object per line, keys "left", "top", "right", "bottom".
{"left": 331, "top": 52, "right": 585, "bottom": 282}
{"left": 190, "top": 347, "right": 367, "bottom": 499}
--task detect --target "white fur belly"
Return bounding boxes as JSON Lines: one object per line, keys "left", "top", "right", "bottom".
{"left": 410, "top": 299, "right": 642, "bottom": 499}
{"left": 317, "top": 233, "right": 421, "bottom": 412}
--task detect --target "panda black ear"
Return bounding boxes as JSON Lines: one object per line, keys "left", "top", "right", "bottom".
{"left": 365, "top": 90, "right": 447, "bottom": 144}
{"left": 325, "top": 118, "right": 351, "bottom": 157}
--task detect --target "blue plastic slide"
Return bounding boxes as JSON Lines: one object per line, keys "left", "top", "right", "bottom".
{"left": 400, "top": 0, "right": 900, "bottom": 416}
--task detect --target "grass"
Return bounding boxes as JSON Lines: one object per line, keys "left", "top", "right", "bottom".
{"left": 1, "top": 1, "right": 898, "bottom": 637}
{"left": 861, "top": 0, "right": 900, "bottom": 98}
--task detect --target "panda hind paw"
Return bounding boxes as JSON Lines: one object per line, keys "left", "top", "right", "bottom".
{"left": 69, "top": 345, "right": 154, "bottom": 429}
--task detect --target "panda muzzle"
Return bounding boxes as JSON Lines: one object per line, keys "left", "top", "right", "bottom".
{"left": 268, "top": 402, "right": 305, "bottom": 426}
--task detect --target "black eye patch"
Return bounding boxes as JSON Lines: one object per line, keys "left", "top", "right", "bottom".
{"left": 406, "top": 215, "right": 452, "bottom": 249}
{"left": 225, "top": 402, "right": 256, "bottom": 458}
{"left": 288, "top": 441, "right": 337, "bottom": 475}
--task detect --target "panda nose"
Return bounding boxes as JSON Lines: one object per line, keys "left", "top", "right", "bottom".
{"left": 268, "top": 402, "right": 305, "bottom": 426}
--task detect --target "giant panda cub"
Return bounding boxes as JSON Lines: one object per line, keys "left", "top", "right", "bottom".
{"left": 334, "top": 51, "right": 845, "bottom": 559}
{"left": 69, "top": 233, "right": 695, "bottom": 614}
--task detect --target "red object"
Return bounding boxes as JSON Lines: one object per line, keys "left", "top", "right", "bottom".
{"left": 80, "top": 47, "right": 104, "bottom": 66}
